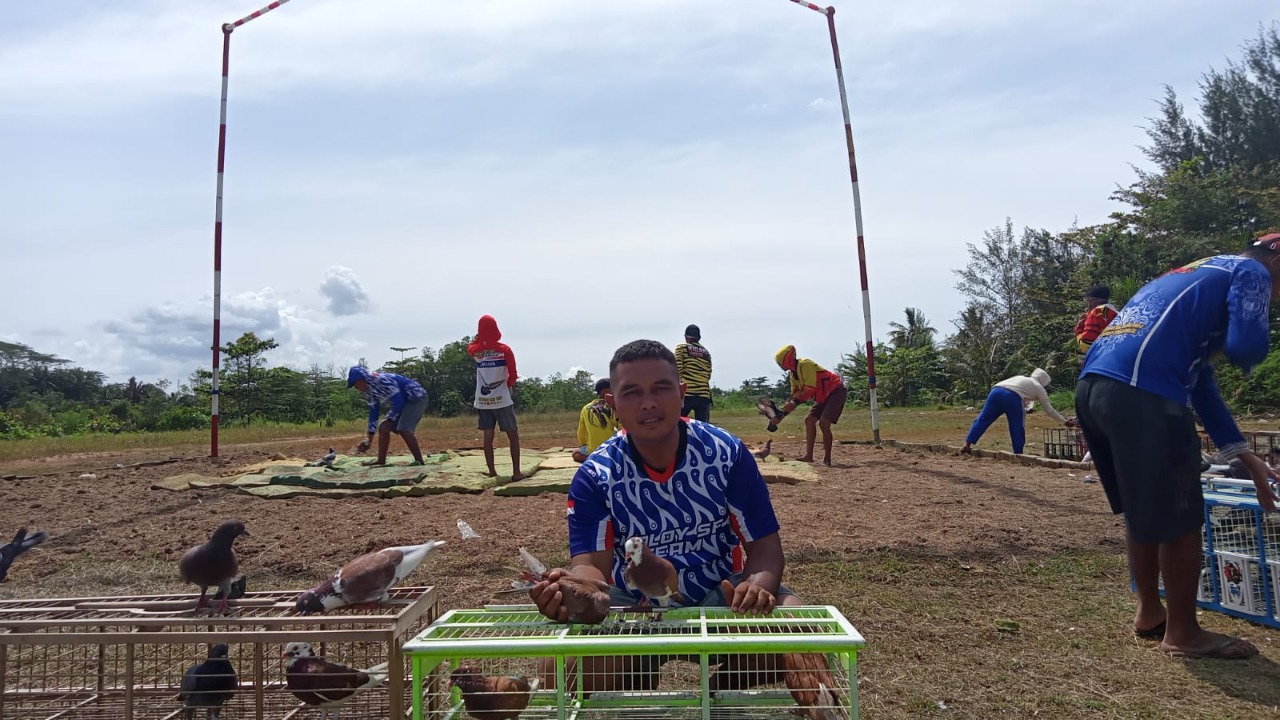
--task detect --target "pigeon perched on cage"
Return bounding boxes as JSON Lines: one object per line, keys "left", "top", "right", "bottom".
{"left": 179, "top": 520, "right": 250, "bottom": 614}
{"left": 782, "top": 651, "right": 849, "bottom": 720}
{"left": 211, "top": 574, "right": 248, "bottom": 603}
{"left": 283, "top": 642, "right": 388, "bottom": 720}
{"left": 178, "top": 643, "right": 237, "bottom": 720}
{"left": 294, "top": 539, "right": 446, "bottom": 614}
{"left": 0, "top": 527, "right": 48, "bottom": 583}
{"left": 622, "top": 536, "right": 685, "bottom": 612}
{"left": 449, "top": 664, "right": 538, "bottom": 720}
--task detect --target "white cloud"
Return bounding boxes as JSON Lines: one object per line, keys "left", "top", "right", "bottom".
{"left": 319, "top": 266, "right": 371, "bottom": 316}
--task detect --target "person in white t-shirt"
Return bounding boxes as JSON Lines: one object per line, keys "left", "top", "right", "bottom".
{"left": 961, "top": 368, "right": 1075, "bottom": 455}
{"left": 468, "top": 314, "right": 523, "bottom": 481}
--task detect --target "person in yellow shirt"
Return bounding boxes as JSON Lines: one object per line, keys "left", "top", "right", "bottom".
{"left": 773, "top": 345, "right": 848, "bottom": 466}
{"left": 573, "top": 378, "right": 621, "bottom": 463}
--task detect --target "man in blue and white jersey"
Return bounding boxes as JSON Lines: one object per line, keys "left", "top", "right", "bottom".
{"left": 347, "top": 366, "right": 429, "bottom": 466}
{"left": 529, "top": 339, "right": 804, "bottom": 693}
{"left": 1076, "top": 234, "right": 1280, "bottom": 660}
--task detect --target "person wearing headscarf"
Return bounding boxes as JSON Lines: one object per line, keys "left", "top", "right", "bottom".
{"left": 773, "top": 345, "right": 847, "bottom": 466}
{"left": 960, "top": 368, "right": 1073, "bottom": 456}
{"left": 468, "top": 315, "right": 523, "bottom": 480}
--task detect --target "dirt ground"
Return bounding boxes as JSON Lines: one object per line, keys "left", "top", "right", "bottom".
{"left": 2, "top": 433, "right": 1279, "bottom": 719}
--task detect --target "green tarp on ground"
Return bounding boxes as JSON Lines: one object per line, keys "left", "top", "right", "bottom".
{"left": 156, "top": 449, "right": 822, "bottom": 498}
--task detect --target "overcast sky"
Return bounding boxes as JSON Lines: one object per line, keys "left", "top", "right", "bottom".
{"left": 3, "top": 1, "right": 1278, "bottom": 390}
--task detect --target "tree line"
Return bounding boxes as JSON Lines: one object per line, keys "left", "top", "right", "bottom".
{"left": 838, "top": 25, "right": 1280, "bottom": 413}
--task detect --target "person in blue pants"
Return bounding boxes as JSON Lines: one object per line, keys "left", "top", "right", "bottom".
{"left": 961, "top": 368, "right": 1074, "bottom": 455}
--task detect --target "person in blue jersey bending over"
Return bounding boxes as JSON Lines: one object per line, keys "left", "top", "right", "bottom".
{"left": 528, "top": 339, "right": 804, "bottom": 694}
{"left": 347, "top": 366, "right": 429, "bottom": 466}
{"left": 1077, "top": 234, "right": 1280, "bottom": 661}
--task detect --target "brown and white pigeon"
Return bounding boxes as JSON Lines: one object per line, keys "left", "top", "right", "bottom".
{"left": 511, "top": 547, "right": 611, "bottom": 624}
{"left": 179, "top": 520, "right": 249, "bottom": 613}
{"left": 449, "top": 664, "right": 538, "bottom": 719}
{"left": 283, "top": 642, "right": 387, "bottom": 720}
{"left": 0, "top": 527, "right": 48, "bottom": 583}
{"left": 294, "top": 540, "right": 445, "bottom": 614}
{"left": 622, "top": 536, "right": 685, "bottom": 610}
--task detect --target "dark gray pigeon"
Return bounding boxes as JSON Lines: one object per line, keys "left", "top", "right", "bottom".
{"left": 179, "top": 643, "right": 237, "bottom": 720}
{"left": 179, "top": 520, "right": 249, "bottom": 613}
{"left": 0, "top": 527, "right": 48, "bottom": 583}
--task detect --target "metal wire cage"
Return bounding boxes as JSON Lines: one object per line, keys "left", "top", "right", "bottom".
{"left": 0, "top": 586, "right": 438, "bottom": 719}
{"left": 1041, "top": 428, "right": 1086, "bottom": 461}
{"left": 403, "top": 605, "right": 866, "bottom": 719}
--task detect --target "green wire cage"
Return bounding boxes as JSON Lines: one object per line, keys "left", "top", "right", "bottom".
{"left": 403, "top": 604, "right": 866, "bottom": 719}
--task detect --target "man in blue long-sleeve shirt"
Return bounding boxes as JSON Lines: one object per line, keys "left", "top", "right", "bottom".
{"left": 1076, "top": 234, "right": 1280, "bottom": 661}
{"left": 347, "top": 366, "right": 429, "bottom": 466}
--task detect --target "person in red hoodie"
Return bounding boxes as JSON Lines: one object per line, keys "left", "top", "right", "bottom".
{"left": 469, "top": 315, "right": 523, "bottom": 481}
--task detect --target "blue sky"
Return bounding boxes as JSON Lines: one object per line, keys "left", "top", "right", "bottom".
{"left": 3, "top": 0, "right": 1278, "bottom": 390}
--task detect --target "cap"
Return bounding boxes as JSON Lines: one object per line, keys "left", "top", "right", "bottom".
{"left": 594, "top": 378, "right": 611, "bottom": 394}
{"left": 1085, "top": 285, "right": 1110, "bottom": 301}
{"left": 684, "top": 324, "right": 701, "bottom": 340}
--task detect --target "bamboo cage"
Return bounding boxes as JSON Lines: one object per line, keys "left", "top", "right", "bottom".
{"left": 0, "top": 585, "right": 438, "bottom": 720}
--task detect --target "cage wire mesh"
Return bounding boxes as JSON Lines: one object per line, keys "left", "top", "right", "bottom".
{"left": 0, "top": 586, "right": 438, "bottom": 720}
{"left": 1041, "top": 428, "right": 1085, "bottom": 461}
{"left": 405, "top": 605, "right": 864, "bottom": 720}
{"left": 1207, "top": 497, "right": 1274, "bottom": 618}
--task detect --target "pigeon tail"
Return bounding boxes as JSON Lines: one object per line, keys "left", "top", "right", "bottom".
{"left": 386, "top": 540, "right": 446, "bottom": 579}
{"left": 358, "top": 661, "right": 391, "bottom": 689}
{"left": 17, "top": 529, "right": 49, "bottom": 551}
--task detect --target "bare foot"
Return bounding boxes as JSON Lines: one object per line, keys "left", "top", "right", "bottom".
{"left": 408, "top": 460, "right": 424, "bottom": 467}
{"left": 799, "top": 456, "right": 814, "bottom": 463}
{"left": 822, "top": 460, "right": 833, "bottom": 467}
{"left": 1161, "top": 631, "right": 1258, "bottom": 660}
{"left": 362, "top": 459, "right": 386, "bottom": 467}
{"left": 511, "top": 472, "right": 525, "bottom": 482}
{"left": 486, "top": 469, "right": 497, "bottom": 478}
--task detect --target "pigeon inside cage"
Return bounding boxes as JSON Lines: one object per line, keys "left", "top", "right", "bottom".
{"left": 0, "top": 586, "right": 439, "bottom": 720}
{"left": 405, "top": 606, "right": 865, "bottom": 720}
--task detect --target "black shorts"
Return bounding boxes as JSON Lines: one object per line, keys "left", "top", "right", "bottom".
{"left": 477, "top": 406, "right": 518, "bottom": 432}
{"left": 1075, "top": 374, "right": 1204, "bottom": 544}
{"left": 682, "top": 395, "right": 711, "bottom": 422}
{"left": 808, "top": 385, "right": 848, "bottom": 424}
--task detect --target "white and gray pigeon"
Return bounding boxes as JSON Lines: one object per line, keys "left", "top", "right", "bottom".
{"left": 294, "top": 540, "right": 446, "bottom": 614}
{"left": 308, "top": 447, "right": 338, "bottom": 470}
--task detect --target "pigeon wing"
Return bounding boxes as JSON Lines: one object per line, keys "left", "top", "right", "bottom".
{"left": 335, "top": 549, "right": 400, "bottom": 604}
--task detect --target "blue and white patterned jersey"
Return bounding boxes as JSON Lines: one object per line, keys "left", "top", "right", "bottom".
{"left": 1082, "top": 255, "right": 1271, "bottom": 456}
{"left": 360, "top": 371, "right": 428, "bottom": 434}
{"left": 567, "top": 419, "right": 781, "bottom": 605}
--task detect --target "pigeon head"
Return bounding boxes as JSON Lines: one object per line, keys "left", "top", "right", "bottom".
{"left": 282, "top": 642, "right": 315, "bottom": 660}
{"left": 448, "top": 664, "right": 484, "bottom": 691}
{"left": 210, "top": 520, "right": 249, "bottom": 546}
{"left": 294, "top": 591, "right": 326, "bottom": 615}
{"left": 624, "top": 537, "right": 647, "bottom": 566}
{"left": 207, "top": 643, "right": 230, "bottom": 659}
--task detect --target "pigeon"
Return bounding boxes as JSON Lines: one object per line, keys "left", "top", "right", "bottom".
{"left": 0, "top": 527, "right": 49, "bottom": 583}
{"left": 211, "top": 574, "right": 248, "bottom": 603}
{"left": 449, "top": 664, "right": 538, "bottom": 720}
{"left": 178, "top": 520, "right": 250, "bottom": 613}
{"left": 178, "top": 643, "right": 237, "bottom": 720}
{"left": 752, "top": 439, "right": 773, "bottom": 460}
{"left": 308, "top": 447, "right": 339, "bottom": 470}
{"left": 506, "top": 548, "right": 611, "bottom": 624}
{"left": 756, "top": 398, "right": 790, "bottom": 433}
{"left": 782, "top": 651, "right": 848, "bottom": 720}
{"left": 295, "top": 540, "right": 446, "bottom": 614}
{"left": 622, "top": 536, "right": 685, "bottom": 611}
{"left": 283, "top": 642, "right": 387, "bottom": 720}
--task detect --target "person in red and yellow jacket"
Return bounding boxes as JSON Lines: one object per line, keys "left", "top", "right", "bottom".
{"left": 1074, "top": 285, "right": 1119, "bottom": 357}
{"left": 774, "top": 345, "right": 848, "bottom": 466}
{"left": 468, "top": 315, "right": 523, "bottom": 481}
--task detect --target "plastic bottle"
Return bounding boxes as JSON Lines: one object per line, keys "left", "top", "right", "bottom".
{"left": 457, "top": 519, "right": 481, "bottom": 539}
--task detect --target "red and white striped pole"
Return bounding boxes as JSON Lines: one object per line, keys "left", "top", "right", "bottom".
{"left": 210, "top": 0, "right": 294, "bottom": 457}
{"left": 783, "top": 1, "right": 880, "bottom": 444}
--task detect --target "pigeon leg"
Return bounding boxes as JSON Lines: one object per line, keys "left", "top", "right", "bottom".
{"left": 194, "top": 587, "right": 209, "bottom": 608}
{"left": 215, "top": 580, "right": 233, "bottom": 614}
